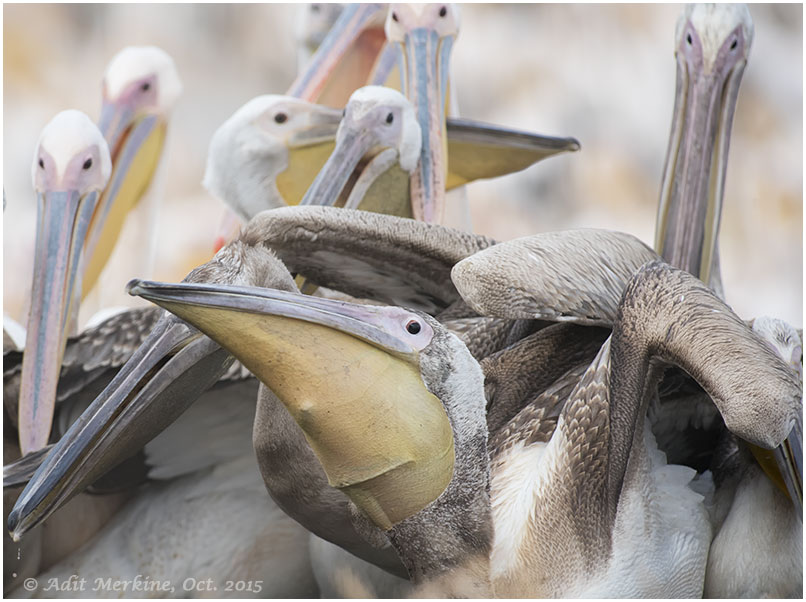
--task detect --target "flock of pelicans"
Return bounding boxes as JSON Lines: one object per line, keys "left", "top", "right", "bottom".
{"left": 2, "top": 3, "right": 803, "bottom": 599}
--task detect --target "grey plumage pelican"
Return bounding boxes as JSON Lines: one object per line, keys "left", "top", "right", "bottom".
{"left": 120, "top": 228, "right": 798, "bottom": 596}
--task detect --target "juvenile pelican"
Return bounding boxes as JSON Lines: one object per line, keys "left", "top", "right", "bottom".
{"left": 119, "top": 234, "right": 798, "bottom": 596}
{"left": 18, "top": 111, "right": 112, "bottom": 454}
{"left": 655, "top": 4, "right": 752, "bottom": 295}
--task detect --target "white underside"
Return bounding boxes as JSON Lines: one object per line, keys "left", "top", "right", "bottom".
{"left": 491, "top": 419, "right": 712, "bottom": 597}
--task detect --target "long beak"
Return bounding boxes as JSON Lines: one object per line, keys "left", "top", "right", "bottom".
{"left": 288, "top": 3, "right": 388, "bottom": 106}
{"left": 299, "top": 125, "right": 389, "bottom": 208}
{"left": 128, "top": 279, "right": 455, "bottom": 530}
{"left": 81, "top": 109, "right": 167, "bottom": 299}
{"left": 445, "top": 119, "right": 580, "bottom": 187}
{"left": 655, "top": 56, "right": 747, "bottom": 285}
{"left": 397, "top": 27, "right": 453, "bottom": 223}
{"left": 18, "top": 190, "right": 99, "bottom": 454}
{"left": 750, "top": 419, "right": 803, "bottom": 518}
{"left": 8, "top": 316, "right": 232, "bottom": 540}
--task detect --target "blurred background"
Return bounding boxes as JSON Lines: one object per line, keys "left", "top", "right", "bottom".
{"left": 3, "top": 3, "right": 802, "bottom": 329}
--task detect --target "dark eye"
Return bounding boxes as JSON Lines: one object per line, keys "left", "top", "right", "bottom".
{"left": 730, "top": 39, "right": 738, "bottom": 50}
{"left": 140, "top": 82, "right": 151, "bottom": 92}
{"left": 38, "top": 158, "right": 44, "bottom": 169}
{"left": 385, "top": 112, "right": 394, "bottom": 124}
{"left": 311, "top": 4, "right": 320, "bottom": 12}
{"left": 274, "top": 112, "right": 287, "bottom": 124}
{"left": 439, "top": 6, "right": 447, "bottom": 17}
{"left": 686, "top": 33, "right": 692, "bottom": 45}
{"left": 406, "top": 320, "right": 421, "bottom": 335}
{"left": 82, "top": 158, "right": 92, "bottom": 170}
{"left": 391, "top": 11, "right": 398, "bottom": 22}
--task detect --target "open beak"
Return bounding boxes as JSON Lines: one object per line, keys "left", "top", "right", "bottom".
{"left": 18, "top": 189, "right": 99, "bottom": 454}
{"left": 396, "top": 26, "right": 454, "bottom": 223}
{"left": 81, "top": 103, "right": 167, "bottom": 299}
{"left": 127, "top": 279, "right": 455, "bottom": 530}
{"left": 655, "top": 55, "right": 747, "bottom": 286}
{"left": 288, "top": 3, "right": 388, "bottom": 106}
{"left": 8, "top": 315, "right": 232, "bottom": 540}
{"left": 299, "top": 121, "right": 400, "bottom": 209}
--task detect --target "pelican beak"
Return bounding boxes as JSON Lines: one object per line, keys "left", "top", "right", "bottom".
{"left": 298, "top": 117, "right": 402, "bottom": 209}
{"left": 395, "top": 22, "right": 454, "bottom": 222}
{"left": 750, "top": 419, "right": 803, "bottom": 518}
{"left": 288, "top": 3, "right": 388, "bottom": 106}
{"left": 128, "top": 279, "right": 455, "bottom": 530}
{"left": 655, "top": 50, "right": 747, "bottom": 285}
{"left": 81, "top": 101, "right": 167, "bottom": 299}
{"left": 18, "top": 189, "right": 100, "bottom": 454}
{"left": 8, "top": 315, "right": 232, "bottom": 541}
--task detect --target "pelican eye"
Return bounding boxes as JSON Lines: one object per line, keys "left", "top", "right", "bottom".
{"left": 439, "top": 6, "right": 447, "bottom": 17}
{"left": 405, "top": 320, "right": 421, "bottom": 335}
{"left": 82, "top": 158, "right": 93, "bottom": 170}
{"left": 730, "top": 39, "right": 738, "bottom": 51}
{"left": 38, "top": 158, "right": 44, "bottom": 169}
{"left": 311, "top": 4, "right": 320, "bottom": 12}
{"left": 686, "top": 33, "right": 692, "bottom": 45}
{"left": 141, "top": 82, "right": 151, "bottom": 92}
{"left": 392, "top": 11, "right": 398, "bottom": 22}
{"left": 385, "top": 112, "right": 394, "bottom": 124}
{"left": 274, "top": 112, "right": 288, "bottom": 124}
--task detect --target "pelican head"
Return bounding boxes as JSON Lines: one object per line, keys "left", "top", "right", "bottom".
{"left": 19, "top": 110, "right": 111, "bottom": 454}
{"left": 655, "top": 4, "right": 753, "bottom": 286}
{"left": 80, "top": 46, "right": 183, "bottom": 298}
{"left": 385, "top": 3, "right": 460, "bottom": 223}
{"left": 204, "top": 95, "right": 343, "bottom": 222}
{"left": 100, "top": 45, "right": 182, "bottom": 149}
{"left": 300, "top": 85, "right": 421, "bottom": 209}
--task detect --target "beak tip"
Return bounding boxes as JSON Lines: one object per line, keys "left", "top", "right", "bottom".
{"left": 126, "top": 279, "right": 145, "bottom": 297}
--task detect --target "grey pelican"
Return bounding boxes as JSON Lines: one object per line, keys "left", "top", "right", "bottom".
{"left": 654, "top": 4, "right": 751, "bottom": 297}
{"left": 6, "top": 207, "right": 508, "bottom": 582}
{"left": 652, "top": 5, "right": 802, "bottom": 595}
{"left": 205, "top": 90, "right": 578, "bottom": 227}
{"left": 116, "top": 228, "right": 798, "bottom": 596}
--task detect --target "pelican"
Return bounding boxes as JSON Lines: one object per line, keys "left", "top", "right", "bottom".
{"left": 651, "top": 5, "right": 802, "bottom": 594}
{"left": 16, "top": 47, "right": 181, "bottom": 455}
{"left": 205, "top": 90, "right": 578, "bottom": 226}
{"left": 17, "top": 111, "right": 112, "bottom": 455}
{"left": 654, "top": 4, "right": 751, "bottom": 297}
{"left": 6, "top": 207, "right": 507, "bottom": 582}
{"left": 116, "top": 227, "right": 798, "bottom": 596}
{"left": 81, "top": 45, "right": 182, "bottom": 300}
{"left": 295, "top": 3, "right": 346, "bottom": 72}
{"left": 383, "top": 3, "right": 459, "bottom": 223}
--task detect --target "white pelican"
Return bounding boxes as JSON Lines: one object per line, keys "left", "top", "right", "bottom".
{"left": 81, "top": 45, "right": 182, "bottom": 300}
{"left": 18, "top": 111, "right": 112, "bottom": 455}
{"left": 205, "top": 90, "right": 578, "bottom": 231}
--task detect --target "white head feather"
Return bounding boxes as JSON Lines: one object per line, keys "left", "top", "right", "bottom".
{"left": 204, "top": 95, "right": 331, "bottom": 221}
{"left": 32, "top": 110, "right": 112, "bottom": 191}
{"left": 346, "top": 86, "right": 420, "bottom": 172}
{"left": 104, "top": 46, "right": 182, "bottom": 113}
{"left": 676, "top": 4, "right": 754, "bottom": 69}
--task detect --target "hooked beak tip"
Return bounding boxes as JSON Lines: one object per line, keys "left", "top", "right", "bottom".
{"left": 126, "top": 279, "right": 146, "bottom": 296}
